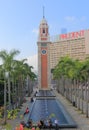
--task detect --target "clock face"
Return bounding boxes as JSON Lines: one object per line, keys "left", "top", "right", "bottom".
{"left": 42, "top": 49, "right": 47, "bottom": 54}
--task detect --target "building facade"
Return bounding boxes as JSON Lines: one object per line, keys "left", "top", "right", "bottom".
{"left": 37, "top": 17, "right": 89, "bottom": 89}
{"left": 50, "top": 29, "right": 89, "bottom": 70}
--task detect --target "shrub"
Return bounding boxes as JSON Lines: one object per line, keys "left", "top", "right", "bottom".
{"left": 7, "top": 108, "right": 20, "bottom": 119}
{"left": 3, "top": 123, "right": 12, "bottom": 130}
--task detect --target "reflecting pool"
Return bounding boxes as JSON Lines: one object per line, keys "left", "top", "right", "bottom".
{"left": 28, "top": 98, "right": 77, "bottom": 128}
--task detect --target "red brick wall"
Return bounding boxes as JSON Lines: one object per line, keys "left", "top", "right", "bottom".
{"left": 41, "top": 49, "right": 48, "bottom": 88}
{"left": 41, "top": 38, "right": 47, "bottom": 40}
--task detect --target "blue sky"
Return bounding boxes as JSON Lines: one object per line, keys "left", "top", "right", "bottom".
{"left": 0, "top": 0, "right": 89, "bottom": 71}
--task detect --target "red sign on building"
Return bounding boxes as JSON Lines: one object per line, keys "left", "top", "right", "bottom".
{"left": 60, "top": 30, "right": 85, "bottom": 40}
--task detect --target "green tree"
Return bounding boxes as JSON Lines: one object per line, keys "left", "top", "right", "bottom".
{"left": 0, "top": 49, "right": 20, "bottom": 110}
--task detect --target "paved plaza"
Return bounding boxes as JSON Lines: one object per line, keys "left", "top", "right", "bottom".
{"left": 54, "top": 90, "right": 89, "bottom": 130}
{"left": 1, "top": 90, "right": 89, "bottom": 130}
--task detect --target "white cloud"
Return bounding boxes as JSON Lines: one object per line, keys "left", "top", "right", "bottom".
{"left": 64, "top": 16, "right": 76, "bottom": 22}
{"left": 64, "top": 16, "right": 86, "bottom": 23}
{"left": 26, "top": 54, "right": 38, "bottom": 73}
{"left": 80, "top": 16, "right": 86, "bottom": 21}
{"left": 32, "top": 28, "right": 39, "bottom": 35}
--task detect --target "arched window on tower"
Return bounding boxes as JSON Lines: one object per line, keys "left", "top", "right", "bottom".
{"left": 43, "top": 28, "right": 45, "bottom": 33}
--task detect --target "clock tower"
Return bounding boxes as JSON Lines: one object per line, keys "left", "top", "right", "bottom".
{"left": 37, "top": 16, "right": 51, "bottom": 89}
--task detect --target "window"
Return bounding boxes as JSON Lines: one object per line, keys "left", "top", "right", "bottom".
{"left": 41, "top": 43, "right": 47, "bottom": 47}
{"left": 43, "top": 29, "right": 45, "bottom": 33}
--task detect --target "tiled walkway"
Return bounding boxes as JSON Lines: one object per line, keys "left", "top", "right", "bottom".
{"left": 54, "top": 90, "right": 89, "bottom": 130}
{"left": 5, "top": 97, "right": 31, "bottom": 129}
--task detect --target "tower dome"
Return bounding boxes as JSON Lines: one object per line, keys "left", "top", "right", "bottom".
{"left": 38, "top": 17, "right": 49, "bottom": 41}
{"left": 40, "top": 17, "right": 48, "bottom": 25}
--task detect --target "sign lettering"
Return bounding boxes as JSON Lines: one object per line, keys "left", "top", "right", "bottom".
{"left": 60, "top": 30, "right": 85, "bottom": 40}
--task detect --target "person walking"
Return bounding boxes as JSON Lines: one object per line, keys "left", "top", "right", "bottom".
{"left": 54, "top": 119, "right": 59, "bottom": 130}
{"left": 24, "top": 107, "right": 29, "bottom": 115}
{"left": 48, "top": 118, "right": 52, "bottom": 130}
{"left": 19, "top": 123, "right": 24, "bottom": 130}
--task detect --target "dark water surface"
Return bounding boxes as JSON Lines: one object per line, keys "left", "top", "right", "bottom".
{"left": 28, "top": 90, "right": 77, "bottom": 128}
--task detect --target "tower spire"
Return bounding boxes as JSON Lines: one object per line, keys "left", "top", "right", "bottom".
{"left": 43, "top": 6, "right": 45, "bottom": 18}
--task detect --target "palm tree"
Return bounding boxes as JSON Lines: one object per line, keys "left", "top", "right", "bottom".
{"left": 0, "top": 66, "right": 6, "bottom": 124}
{"left": 79, "top": 59, "right": 89, "bottom": 117}
{"left": 13, "top": 59, "right": 36, "bottom": 106}
{"left": 53, "top": 55, "right": 89, "bottom": 117}
{"left": 11, "top": 59, "right": 27, "bottom": 106}
{"left": 53, "top": 56, "right": 75, "bottom": 98}
{"left": 23, "top": 63, "right": 37, "bottom": 96}
{"left": 0, "top": 49, "right": 20, "bottom": 110}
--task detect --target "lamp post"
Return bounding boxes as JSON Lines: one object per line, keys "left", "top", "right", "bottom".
{"left": 4, "top": 72, "right": 9, "bottom": 124}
